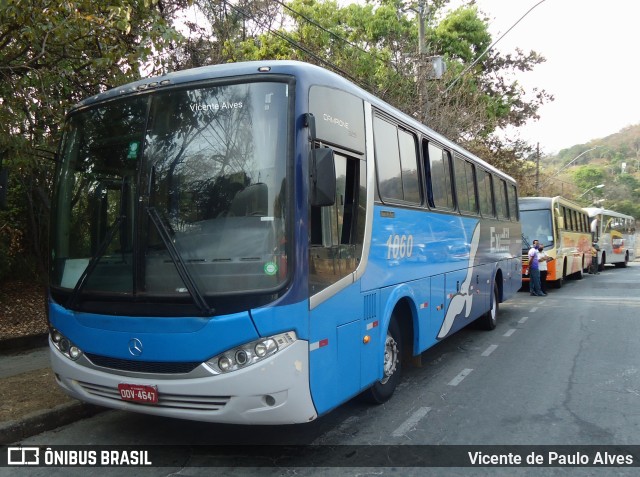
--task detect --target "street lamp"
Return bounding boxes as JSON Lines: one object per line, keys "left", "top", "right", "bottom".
{"left": 578, "top": 183, "right": 604, "bottom": 199}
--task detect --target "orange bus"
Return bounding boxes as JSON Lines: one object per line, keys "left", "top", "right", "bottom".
{"left": 520, "top": 196, "right": 591, "bottom": 288}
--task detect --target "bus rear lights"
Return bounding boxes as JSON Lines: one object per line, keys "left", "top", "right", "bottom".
{"left": 205, "top": 332, "right": 297, "bottom": 374}
{"left": 50, "top": 327, "right": 83, "bottom": 361}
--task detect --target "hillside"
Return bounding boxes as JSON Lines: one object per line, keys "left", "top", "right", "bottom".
{"left": 536, "top": 124, "right": 640, "bottom": 219}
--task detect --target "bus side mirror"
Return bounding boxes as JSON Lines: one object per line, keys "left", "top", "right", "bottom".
{"left": 557, "top": 217, "right": 565, "bottom": 229}
{"left": 310, "top": 148, "right": 336, "bottom": 207}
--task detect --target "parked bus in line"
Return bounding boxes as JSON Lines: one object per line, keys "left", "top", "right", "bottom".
{"left": 48, "top": 60, "right": 522, "bottom": 424}
{"left": 584, "top": 207, "right": 636, "bottom": 269}
{"left": 520, "top": 196, "right": 591, "bottom": 288}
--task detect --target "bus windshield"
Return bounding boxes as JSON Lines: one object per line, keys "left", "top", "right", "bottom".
{"left": 51, "top": 81, "right": 291, "bottom": 309}
{"left": 520, "top": 209, "right": 554, "bottom": 251}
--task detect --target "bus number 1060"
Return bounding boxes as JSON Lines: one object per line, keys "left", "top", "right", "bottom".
{"left": 386, "top": 234, "right": 414, "bottom": 260}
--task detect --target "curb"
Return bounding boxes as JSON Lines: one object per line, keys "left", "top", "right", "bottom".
{"left": 0, "top": 401, "right": 105, "bottom": 445}
{"left": 0, "top": 333, "right": 48, "bottom": 355}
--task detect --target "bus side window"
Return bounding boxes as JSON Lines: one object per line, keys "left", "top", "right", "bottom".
{"left": 508, "top": 183, "right": 518, "bottom": 220}
{"left": 373, "top": 116, "right": 420, "bottom": 204}
{"left": 397, "top": 128, "right": 421, "bottom": 204}
{"left": 373, "top": 116, "right": 402, "bottom": 201}
{"left": 495, "top": 177, "right": 508, "bottom": 219}
{"left": 477, "top": 168, "right": 495, "bottom": 217}
{"left": 453, "top": 155, "right": 477, "bottom": 214}
{"left": 309, "top": 153, "right": 364, "bottom": 296}
{"left": 425, "top": 141, "right": 454, "bottom": 210}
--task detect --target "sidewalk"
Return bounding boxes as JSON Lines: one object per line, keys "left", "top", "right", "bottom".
{"left": 0, "top": 336, "right": 103, "bottom": 445}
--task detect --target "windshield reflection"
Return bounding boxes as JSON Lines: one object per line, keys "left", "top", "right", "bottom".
{"left": 51, "top": 81, "right": 291, "bottom": 309}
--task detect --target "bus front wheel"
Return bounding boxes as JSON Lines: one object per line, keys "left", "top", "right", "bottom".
{"left": 363, "top": 318, "right": 402, "bottom": 404}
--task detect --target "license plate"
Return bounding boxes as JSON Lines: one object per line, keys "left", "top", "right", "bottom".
{"left": 118, "top": 383, "right": 158, "bottom": 404}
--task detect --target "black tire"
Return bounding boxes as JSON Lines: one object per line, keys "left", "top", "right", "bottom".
{"left": 363, "top": 318, "right": 402, "bottom": 404}
{"left": 478, "top": 283, "right": 499, "bottom": 330}
{"left": 616, "top": 253, "right": 629, "bottom": 268}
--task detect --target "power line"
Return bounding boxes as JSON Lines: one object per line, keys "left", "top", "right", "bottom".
{"left": 224, "top": 0, "right": 367, "bottom": 87}
{"left": 271, "top": 0, "right": 373, "bottom": 59}
{"left": 443, "top": 0, "right": 547, "bottom": 95}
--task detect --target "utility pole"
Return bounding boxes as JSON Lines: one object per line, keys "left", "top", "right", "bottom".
{"left": 417, "top": 0, "right": 427, "bottom": 123}
{"left": 535, "top": 142, "right": 540, "bottom": 195}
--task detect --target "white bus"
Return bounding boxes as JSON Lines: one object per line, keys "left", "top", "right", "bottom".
{"left": 584, "top": 207, "right": 636, "bottom": 269}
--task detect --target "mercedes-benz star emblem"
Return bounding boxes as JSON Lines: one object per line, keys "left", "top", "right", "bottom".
{"left": 128, "top": 338, "right": 143, "bottom": 357}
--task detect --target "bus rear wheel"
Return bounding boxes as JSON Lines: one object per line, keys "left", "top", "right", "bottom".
{"left": 478, "top": 283, "right": 499, "bottom": 330}
{"left": 363, "top": 318, "right": 402, "bottom": 404}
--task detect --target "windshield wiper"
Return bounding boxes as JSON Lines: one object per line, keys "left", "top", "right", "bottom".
{"left": 521, "top": 233, "right": 530, "bottom": 250}
{"left": 146, "top": 206, "right": 215, "bottom": 316}
{"left": 67, "top": 215, "right": 124, "bottom": 310}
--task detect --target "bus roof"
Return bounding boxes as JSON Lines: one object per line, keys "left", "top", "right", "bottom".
{"left": 519, "top": 196, "right": 584, "bottom": 211}
{"left": 69, "top": 60, "right": 515, "bottom": 183}
{"left": 583, "top": 207, "right": 635, "bottom": 220}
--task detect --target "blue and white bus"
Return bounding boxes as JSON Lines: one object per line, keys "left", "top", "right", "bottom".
{"left": 49, "top": 60, "right": 521, "bottom": 424}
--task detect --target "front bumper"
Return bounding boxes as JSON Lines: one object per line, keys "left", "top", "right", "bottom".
{"left": 50, "top": 338, "right": 317, "bottom": 425}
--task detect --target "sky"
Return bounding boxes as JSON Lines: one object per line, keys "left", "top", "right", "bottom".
{"left": 464, "top": 0, "right": 640, "bottom": 154}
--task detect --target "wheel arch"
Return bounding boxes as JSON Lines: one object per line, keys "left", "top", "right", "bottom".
{"left": 380, "top": 285, "right": 417, "bottom": 359}
{"left": 494, "top": 266, "right": 504, "bottom": 303}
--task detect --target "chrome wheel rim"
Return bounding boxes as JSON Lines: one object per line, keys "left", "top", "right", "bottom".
{"left": 381, "top": 332, "right": 399, "bottom": 384}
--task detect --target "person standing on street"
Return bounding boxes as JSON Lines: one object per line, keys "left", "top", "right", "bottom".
{"left": 589, "top": 242, "right": 600, "bottom": 274}
{"left": 528, "top": 241, "right": 545, "bottom": 296}
{"left": 538, "top": 244, "right": 550, "bottom": 294}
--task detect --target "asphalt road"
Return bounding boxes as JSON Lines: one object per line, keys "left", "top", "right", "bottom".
{"left": 4, "top": 262, "right": 640, "bottom": 476}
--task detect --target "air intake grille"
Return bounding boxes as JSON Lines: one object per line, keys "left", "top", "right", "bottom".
{"left": 77, "top": 381, "right": 231, "bottom": 411}
{"left": 85, "top": 353, "right": 200, "bottom": 374}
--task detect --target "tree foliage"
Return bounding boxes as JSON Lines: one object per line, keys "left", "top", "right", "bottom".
{"left": 0, "top": 0, "right": 182, "bottom": 280}
{"left": 0, "top": 0, "right": 554, "bottom": 281}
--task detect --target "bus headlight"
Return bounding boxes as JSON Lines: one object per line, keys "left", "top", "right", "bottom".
{"left": 49, "top": 327, "right": 83, "bottom": 361}
{"left": 205, "top": 331, "right": 296, "bottom": 374}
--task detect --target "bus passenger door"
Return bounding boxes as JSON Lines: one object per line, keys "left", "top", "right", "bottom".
{"left": 309, "top": 151, "right": 367, "bottom": 415}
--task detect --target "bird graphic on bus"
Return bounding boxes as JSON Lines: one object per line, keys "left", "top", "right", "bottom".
{"left": 437, "top": 222, "right": 481, "bottom": 339}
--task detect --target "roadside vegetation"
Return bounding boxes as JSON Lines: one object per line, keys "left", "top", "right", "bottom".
{"left": 2, "top": 0, "right": 636, "bottom": 290}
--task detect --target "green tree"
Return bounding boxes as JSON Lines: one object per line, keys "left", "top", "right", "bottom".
{"left": 0, "top": 0, "right": 182, "bottom": 281}
{"left": 177, "top": 1, "right": 550, "bottom": 152}
{"left": 572, "top": 165, "right": 606, "bottom": 199}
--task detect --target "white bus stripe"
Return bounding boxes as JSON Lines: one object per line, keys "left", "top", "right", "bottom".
{"left": 391, "top": 407, "right": 431, "bottom": 437}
